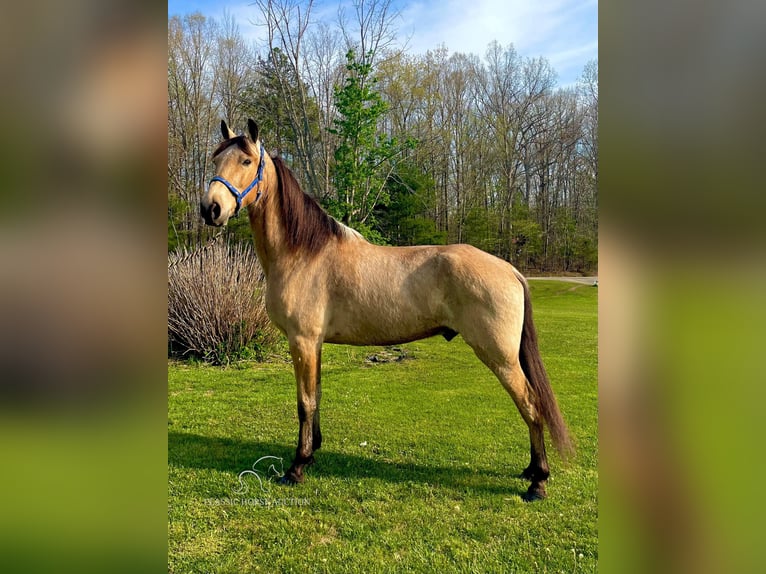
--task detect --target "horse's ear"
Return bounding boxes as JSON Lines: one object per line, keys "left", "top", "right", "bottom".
{"left": 247, "top": 119, "right": 259, "bottom": 142}
{"left": 221, "top": 120, "right": 236, "bottom": 140}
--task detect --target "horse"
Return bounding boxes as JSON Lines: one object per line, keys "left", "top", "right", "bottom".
{"left": 200, "top": 119, "right": 573, "bottom": 500}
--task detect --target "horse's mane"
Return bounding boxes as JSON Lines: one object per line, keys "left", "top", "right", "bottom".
{"left": 271, "top": 155, "right": 343, "bottom": 255}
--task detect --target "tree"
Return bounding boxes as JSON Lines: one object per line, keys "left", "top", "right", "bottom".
{"left": 253, "top": 0, "right": 332, "bottom": 198}
{"left": 215, "top": 11, "right": 253, "bottom": 128}
{"left": 328, "top": 49, "right": 414, "bottom": 240}
{"left": 240, "top": 49, "right": 321, "bottom": 161}
{"left": 375, "top": 162, "right": 445, "bottom": 246}
{"left": 168, "top": 13, "right": 221, "bottom": 250}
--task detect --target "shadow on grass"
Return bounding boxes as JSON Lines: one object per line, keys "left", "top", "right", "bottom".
{"left": 168, "top": 431, "right": 528, "bottom": 497}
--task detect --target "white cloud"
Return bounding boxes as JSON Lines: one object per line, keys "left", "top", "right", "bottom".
{"left": 397, "top": 0, "right": 596, "bottom": 83}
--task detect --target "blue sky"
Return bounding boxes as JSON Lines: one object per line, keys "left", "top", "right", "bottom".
{"left": 168, "top": 0, "right": 597, "bottom": 86}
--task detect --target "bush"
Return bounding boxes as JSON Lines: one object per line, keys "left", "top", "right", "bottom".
{"left": 168, "top": 241, "right": 281, "bottom": 364}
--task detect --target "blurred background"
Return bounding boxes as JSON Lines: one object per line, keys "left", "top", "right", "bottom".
{"left": 0, "top": 0, "right": 764, "bottom": 572}
{"left": 600, "top": 1, "right": 766, "bottom": 572}
{"left": 0, "top": 1, "right": 167, "bottom": 572}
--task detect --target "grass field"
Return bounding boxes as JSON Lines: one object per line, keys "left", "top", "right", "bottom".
{"left": 168, "top": 280, "right": 598, "bottom": 573}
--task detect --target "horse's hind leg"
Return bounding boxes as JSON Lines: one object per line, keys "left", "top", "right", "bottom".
{"left": 499, "top": 362, "right": 550, "bottom": 500}
{"left": 495, "top": 362, "right": 550, "bottom": 500}
{"left": 467, "top": 341, "right": 550, "bottom": 500}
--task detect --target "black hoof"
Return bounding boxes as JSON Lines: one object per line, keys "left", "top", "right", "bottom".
{"left": 522, "top": 485, "right": 547, "bottom": 502}
{"left": 278, "top": 471, "right": 303, "bottom": 485}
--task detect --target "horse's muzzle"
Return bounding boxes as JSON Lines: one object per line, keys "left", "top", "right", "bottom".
{"left": 200, "top": 200, "right": 223, "bottom": 226}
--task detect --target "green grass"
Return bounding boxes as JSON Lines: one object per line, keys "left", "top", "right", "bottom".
{"left": 168, "top": 281, "right": 597, "bottom": 573}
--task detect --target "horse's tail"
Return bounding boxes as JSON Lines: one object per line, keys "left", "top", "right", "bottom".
{"left": 515, "top": 272, "right": 574, "bottom": 461}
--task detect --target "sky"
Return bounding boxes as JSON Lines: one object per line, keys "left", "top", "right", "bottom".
{"left": 168, "top": 0, "right": 597, "bottom": 87}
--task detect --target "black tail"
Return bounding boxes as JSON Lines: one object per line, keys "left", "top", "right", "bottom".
{"left": 515, "top": 273, "right": 574, "bottom": 461}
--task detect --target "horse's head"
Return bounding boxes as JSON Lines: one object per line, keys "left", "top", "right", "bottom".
{"left": 200, "top": 119, "right": 266, "bottom": 226}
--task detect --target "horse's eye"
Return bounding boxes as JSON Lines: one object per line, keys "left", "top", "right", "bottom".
{"left": 243, "top": 159, "right": 252, "bottom": 166}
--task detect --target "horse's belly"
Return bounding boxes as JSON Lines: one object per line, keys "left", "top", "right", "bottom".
{"left": 323, "top": 277, "right": 454, "bottom": 345}
{"left": 324, "top": 326, "right": 456, "bottom": 346}
{"left": 324, "top": 303, "right": 456, "bottom": 345}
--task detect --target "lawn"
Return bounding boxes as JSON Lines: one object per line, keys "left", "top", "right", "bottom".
{"left": 168, "top": 280, "right": 598, "bottom": 573}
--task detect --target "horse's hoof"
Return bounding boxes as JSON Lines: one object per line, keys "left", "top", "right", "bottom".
{"left": 522, "top": 486, "right": 547, "bottom": 502}
{"left": 278, "top": 472, "right": 303, "bottom": 486}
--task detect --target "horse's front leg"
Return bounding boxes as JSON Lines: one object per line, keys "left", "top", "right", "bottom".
{"left": 281, "top": 335, "right": 322, "bottom": 485}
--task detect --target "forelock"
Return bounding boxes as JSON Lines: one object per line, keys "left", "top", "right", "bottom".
{"left": 211, "top": 136, "right": 253, "bottom": 159}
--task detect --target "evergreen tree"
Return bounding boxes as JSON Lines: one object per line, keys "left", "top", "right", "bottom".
{"left": 375, "top": 163, "right": 446, "bottom": 246}
{"left": 328, "top": 50, "right": 414, "bottom": 242}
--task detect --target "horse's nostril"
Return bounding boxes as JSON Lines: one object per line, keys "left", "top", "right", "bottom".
{"left": 211, "top": 202, "right": 221, "bottom": 220}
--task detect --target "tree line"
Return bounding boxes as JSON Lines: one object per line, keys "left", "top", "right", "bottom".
{"left": 168, "top": 0, "right": 597, "bottom": 273}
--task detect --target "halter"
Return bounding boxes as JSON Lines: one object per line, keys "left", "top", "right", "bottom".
{"left": 208, "top": 142, "right": 266, "bottom": 216}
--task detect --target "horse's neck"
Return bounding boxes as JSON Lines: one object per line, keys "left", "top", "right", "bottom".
{"left": 246, "top": 160, "right": 290, "bottom": 279}
{"left": 247, "top": 197, "right": 277, "bottom": 280}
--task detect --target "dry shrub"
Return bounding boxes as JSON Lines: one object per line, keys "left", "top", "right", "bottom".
{"left": 168, "top": 241, "right": 281, "bottom": 364}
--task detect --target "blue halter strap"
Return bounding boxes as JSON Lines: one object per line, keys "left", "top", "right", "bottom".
{"left": 208, "top": 142, "right": 266, "bottom": 215}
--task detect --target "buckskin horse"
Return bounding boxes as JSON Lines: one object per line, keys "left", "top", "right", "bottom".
{"left": 200, "top": 119, "right": 573, "bottom": 500}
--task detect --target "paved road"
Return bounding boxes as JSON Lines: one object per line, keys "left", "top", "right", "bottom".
{"left": 527, "top": 276, "right": 598, "bottom": 285}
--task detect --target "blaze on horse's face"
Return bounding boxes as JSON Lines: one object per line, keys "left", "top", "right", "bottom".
{"left": 200, "top": 119, "right": 261, "bottom": 227}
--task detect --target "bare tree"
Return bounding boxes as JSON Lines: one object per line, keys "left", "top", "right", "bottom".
{"left": 253, "top": 0, "right": 326, "bottom": 195}
{"left": 478, "top": 41, "right": 524, "bottom": 255}
{"left": 215, "top": 11, "right": 254, "bottom": 128}
{"left": 304, "top": 22, "right": 346, "bottom": 200}
{"left": 338, "top": 0, "right": 399, "bottom": 68}
{"left": 168, "top": 13, "right": 221, "bottom": 247}
{"left": 579, "top": 59, "right": 598, "bottom": 189}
